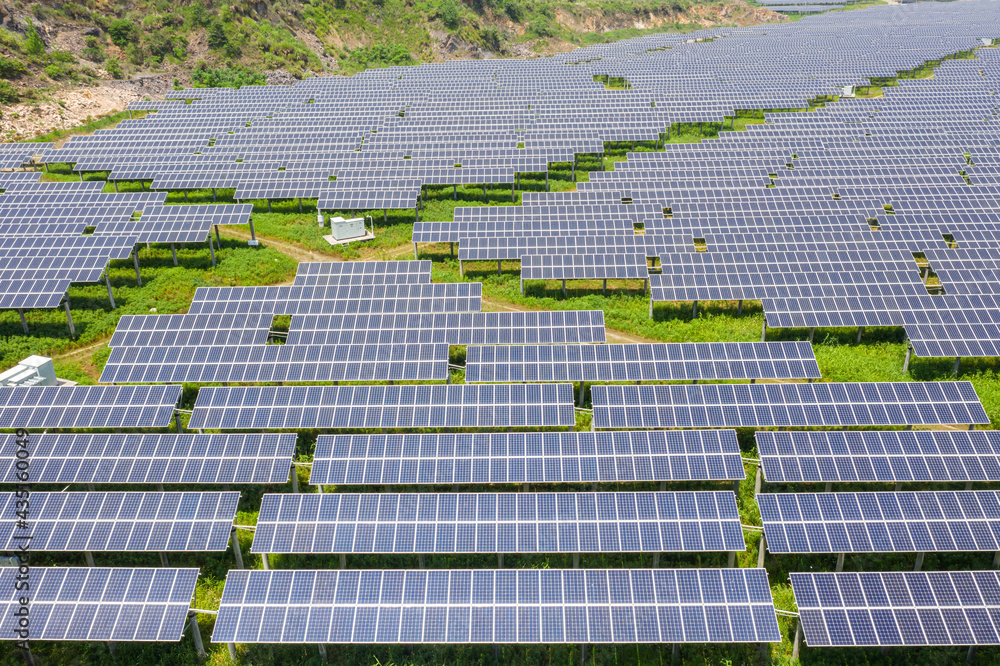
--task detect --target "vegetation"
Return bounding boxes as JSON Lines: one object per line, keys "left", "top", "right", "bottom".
{"left": 190, "top": 63, "right": 266, "bottom": 89}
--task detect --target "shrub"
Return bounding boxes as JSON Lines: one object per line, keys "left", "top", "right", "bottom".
{"left": 24, "top": 19, "right": 44, "bottom": 55}
{"left": 49, "top": 51, "right": 76, "bottom": 63}
{"left": 43, "top": 63, "right": 63, "bottom": 79}
{"left": 440, "top": 0, "right": 460, "bottom": 29}
{"left": 104, "top": 56, "right": 123, "bottom": 79}
{"left": 207, "top": 19, "right": 228, "bottom": 49}
{"left": 480, "top": 26, "right": 502, "bottom": 51}
{"left": 348, "top": 43, "right": 415, "bottom": 68}
{"left": 0, "top": 80, "right": 20, "bottom": 103}
{"left": 0, "top": 56, "right": 26, "bottom": 79}
{"left": 504, "top": 0, "right": 524, "bottom": 22}
{"left": 190, "top": 64, "right": 265, "bottom": 88}
{"left": 107, "top": 18, "right": 136, "bottom": 47}
{"left": 60, "top": 2, "right": 90, "bottom": 20}
{"left": 528, "top": 17, "right": 555, "bottom": 38}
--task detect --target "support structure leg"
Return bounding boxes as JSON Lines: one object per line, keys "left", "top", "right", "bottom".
{"left": 761, "top": 319, "right": 767, "bottom": 342}
{"left": 64, "top": 299, "right": 76, "bottom": 337}
{"left": 132, "top": 248, "right": 142, "bottom": 286}
{"left": 914, "top": 552, "right": 925, "bottom": 571}
{"left": 955, "top": 357, "right": 962, "bottom": 375}
{"left": 84, "top": 551, "right": 95, "bottom": 567}
{"left": 835, "top": 552, "right": 845, "bottom": 572}
{"left": 18, "top": 309, "right": 27, "bottom": 334}
{"left": 160, "top": 552, "right": 170, "bottom": 568}
{"left": 903, "top": 343, "right": 913, "bottom": 373}
{"left": 318, "top": 644, "right": 328, "bottom": 663}
{"left": 791, "top": 619, "right": 803, "bottom": 660}
{"left": 189, "top": 614, "right": 206, "bottom": 658}
{"left": 208, "top": 233, "right": 216, "bottom": 267}
{"left": 757, "top": 533, "right": 766, "bottom": 568}
{"left": 856, "top": 326, "right": 864, "bottom": 344}
{"left": 231, "top": 528, "right": 244, "bottom": 569}
{"left": 105, "top": 271, "right": 116, "bottom": 309}
{"left": 261, "top": 553, "right": 270, "bottom": 570}
{"left": 290, "top": 465, "right": 300, "bottom": 493}
{"left": 170, "top": 243, "right": 178, "bottom": 266}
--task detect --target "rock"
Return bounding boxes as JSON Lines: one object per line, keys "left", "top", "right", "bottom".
{"left": 265, "top": 69, "right": 297, "bottom": 86}
{"left": 82, "top": 26, "right": 100, "bottom": 37}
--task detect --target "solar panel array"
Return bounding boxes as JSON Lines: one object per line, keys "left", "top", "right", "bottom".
{"left": 465, "top": 341, "right": 821, "bottom": 382}
{"left": 0, "top": 385, "right": 182, "bottom": 429}
{"left": 251, "top": 491, "right": 745, "bottom": 554}
{"left": 309, "top": 430, "right": 746, "bottom": 485}
{"left": 0, "top": 433, "right": 295, "bottom": 485}
{"left": 758, "top": 491, "right": 1000, "bottom": 554}
{"left": 791, "top": 571, "right": 1000, "bottom": 646}
{"left": 0, "top": 567, "right": 199, "bottom": 642}
{"left": 0, "top": 492, "right": 239, "bottom": 552}
{"left": 212, "top": 568, "right": 782, "bottom": 643}
{"left": 757, "top": 430, "right": 1000, "bottom": 483}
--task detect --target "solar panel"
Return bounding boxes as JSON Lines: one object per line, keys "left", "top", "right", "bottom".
{"left": 0, "top": 567, "right": 199, "bottom": 642}
{"left": 309, "top": 430, "right": 745, "bottom": 485}
{"left": 0, "top": 385, "right": 182, "bottom": 429}
{"left": 759, "top": 490, "right": 1000, "bottom": 554}
{"left": 212, "top": 568, "right": 782, "bottom": 643}
{"left": 590, "top": 382, "right": 989, "bottom": 429}
{"left": 251, "top": 491, "right": 745, "bottom": 554}
{"left": 0, "top": 492, "right": 239, "bottom": 551}
{"left": 756, "top": 430, "right": 1000, "bottom": 483}
{"left": 99, "top": 343, "right": 449, "bottom": 383}
{"left": 189, "top": 384, "right": 576, "bottom": 429}
{"left": 0, "top": 433, "right": 295, "bottom": 485}
{"left": 465, "top": 342, "right": 820, "bottom": 382}
{"left": 790, "top": 571, "right": 1000, "bottom": 647}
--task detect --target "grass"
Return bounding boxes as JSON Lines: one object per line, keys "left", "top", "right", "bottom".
{"left": 27, "top": 110, "right": 148, "bottom": 144}
{"left": 9, "top": 46, "right": 1000, "bottom": 666}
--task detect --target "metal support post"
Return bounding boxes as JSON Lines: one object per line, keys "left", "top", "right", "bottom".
{"left": 113, "top": 181, "right": 118, "bottom": 192}
{"left": 340, "top": 554, "right": 347, "bottom": 569}
{"left": 728, "top": 551, "right": 736, "bottom": 568}
{"left": 208, "top": 233, "right": 216, "bottom": 267}
{"left": 418, "top": 554, "right": 425, "bottom": 569}
{"left": 497, "top": 260, "right": 502, "bottom": 276}
{"left": 105, "top": 271, "right": 116, "bottom": 309}
{"left": 692, "top": 300, "right": 697, "bottom": 318}
{"left": 64, "top": 299, "right": 76, "bottom": 337}
{"left": 808, "top": 327, "right": 815, "bottom": 342}
{"left": 824, "top": 482, "right": 832, "bottom": 493}
{"left": 132, "top": 248, "right": 142, "bottom": 286}
{"left": 211, "top": 188, "right": 217, "bottom": 203}
{"left": 184, "top": 191, "right": 189, "bottom": 202}
{"left": 562, "top": 279, "right": 566, "bottom": 297}
{"left": 573, "top": 553, "right": 580, "bottom": 569}
{"left": 835, "top": 552, "right": 845, "bottom": 572}
{"left": 791, "top": 620, "right": 803, "bottom": 660}
{"left": 498, "top": 553, "right": 504, "bottom": 569}
{"left": 737, "top": 299, "right": 743, "bottom": 316}
{"left": 652, "top": 553, "right": 660, "bottom": 568}
{"left": 754, "top": 466, "right": 762, "bottom": 495}
{"left": 247, "top": 218, "right": 257, "bottom": 243}
{"left": 966, "top": 481, "right": 974, "bottom": 491}
{"left": 603, "top": 279, "right": 607, "bottom": 294}
{"left": 261, "top": 553, "right": 270, "bottom": 570}
{"left": 856, "top": 326, "right": 864, "bottom": 344}
{"left": 757, "top": 533, "right": 766, "bottom": 568}
{"left": 175, "top": 412, "right": 183, "bottom": 433}
{"left": 215, "top": 225, "right": 221, "bottom": 247}
{"left": 189, "top": 614, "right": 206, "bottom": 658}
{"left": 170, "top": 243, "right": 178, "bottom": 266}
{"left": 318, "top": 644, "right": 328, "bottom": 662}
{"left": 993, "top": 550, "right": 1000, "bottom": 568}
{"left": 160, "top": 552, "right": 170, "bottom": 567}
{"left": 545, "top": 172, "right": 549, "bottom": 191}
{"left": 231, "top": 528, "right": 244, "bottom": 569}
{"left": 967, "top": 645, "right": 977, "bottom": 665}
{"left": 290, "top": 464, "right": 300, "bottom": 493}
{"left": 903, "top": 343, "right": 913, "bottom": 373}
{"left": 761, "top": 319, "right": 767, "bottom": 342}
{"left": 955, "top": 357, "right": 962, "bottom": 375}
{"left": 672, "top": 643, "right": 680, "bottom": 665}
{"left": 578, "top": 381, "right": 586, "bottom": 406}
{"left": 733, "top": 479, "right": 741, "bottom": 496}
{"left": 228, "top": 643, "right": 237, "bottom": 661}
{"left": 914, "top": 552, "right": 925, "bottom": 571}
{"left": 579, "top": 644, "right": 587, "bottom": 666}
{"left": 17, "top": 309, "right": 27, "bottom": 334}
{"left": 84, "top": 551, "right": 95, "bottom": 567}
{"left": 298, "top": 198, "right": 303, "bottom": 213}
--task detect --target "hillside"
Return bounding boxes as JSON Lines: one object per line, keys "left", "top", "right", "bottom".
{"left": 0, "top": 0, "right": 783, "bottom": 140}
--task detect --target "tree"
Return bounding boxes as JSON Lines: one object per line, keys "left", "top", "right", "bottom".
{"left": 440, "top": 0, "right": 460, "bottom": 29}
{"left": 24, "top": 19, "right": 44, "bottom": 55}
{"left": 207, "top": 19, "right": 228, "bottom": 49}
{"left": 108, "top": 19, "right": 136, "bottom": 48}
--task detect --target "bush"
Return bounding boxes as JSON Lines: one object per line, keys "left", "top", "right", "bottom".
{"left": 107, "top": 18, "right": 136, "bottom": 48}
{"left": 24, "top": 19, "right": 44, "bottom": 55}
{"left": 190, "top": 64, "right": 265, "bottom": 88}
{"left": 207, "top": 19, "right": 228, "bottom": 49}
{"left": 0, "top": 56, "right": 26, "bottom": 79}
{"left": 348, "top": 43, "right": 415, "bottom": 68}
{"left": 82, "top": 36, "right": 104, "bottom": 63}
{"left": 503, "top": 0, "right": 524, "bottom": 22}
{"left": 104, "top": 56, "right": 123, "bottom": 79}
{"left": 440, "top": 0, "right": 460, "bottom": 29}
{"left": 43, "top": 63, "right": 64, "bottom": 79}
{"left": 60, "top": 2, "right": 90, "bottom": 20}
{"left": 528, "top": 17, "right": 555, "bottom": 38}
{"left": 480, "top": 26, "right": 502, "bottom": 51}
{"left": 0, "top": 80, "right": 20, "bottom": 103}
